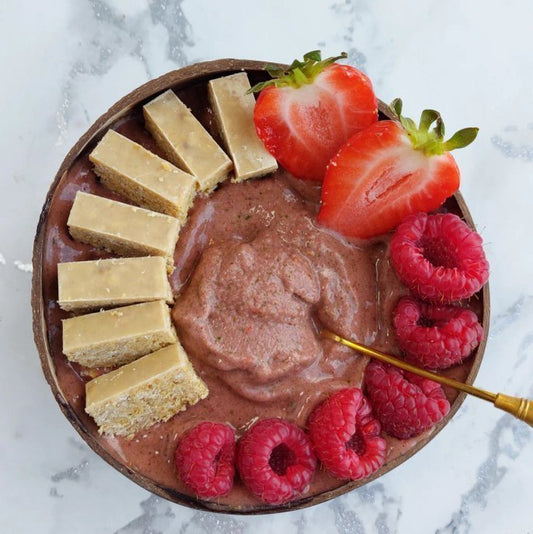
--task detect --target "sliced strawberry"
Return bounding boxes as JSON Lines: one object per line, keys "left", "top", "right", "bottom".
{"left": 317, "top": 100, "right": 478, "bottom": 238}
{"left": 252, "top": 51, "right": 378, "bottom": 181}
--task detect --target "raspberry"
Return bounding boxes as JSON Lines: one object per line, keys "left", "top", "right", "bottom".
{"left": 307, "top": 388, "right": 386, "bottom": 480}
{"left": 364, "top": 361, "right": 450, "bottom": 439}
{"left": 390, "top": 212, "right": 489, "bottom": 303}
{"left": 174, "top": 422, "right": 235, "bottom": 498}
{"left": 236, "top": 418, "right": 316, "bottom": 505}
{"left": 393, "top": 296, "right": 483, "bottom": 369}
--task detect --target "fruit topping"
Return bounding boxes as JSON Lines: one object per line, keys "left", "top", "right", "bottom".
{"left": 390, "top": 212, "right": 489, "bottom": 302}
{"left": 236, "top": 418, "right": 316, "bottom": 504}
{"left": 174, "top": 422, "right": 236, "bottom": 498}
{"left": 318, "top": 99, "right": 478, "bottom": 238}
{"left": 364, "top": 361, "right": 450, "bottom": 439}
{"left": 251, "top": 50, "right": 378, "bottom": 181}
{"left": 393, "top": 296, "right": 483, "bottom": 370}
{"left": 307, "top": 388, "right": 386, "bottom": 480}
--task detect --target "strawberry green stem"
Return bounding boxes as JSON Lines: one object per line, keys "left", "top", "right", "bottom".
{"left": 249, "top": 50, "right": 348, "bottom": 93}
{"left": 292, "top": 67, "right": 309, "bottom": 86}
{"left": 390, "top": 98, "right": 478, "bottom": 156}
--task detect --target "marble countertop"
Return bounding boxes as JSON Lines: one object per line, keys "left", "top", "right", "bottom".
{"left": 1, "top": 1, "right": 532, "bottom": 532}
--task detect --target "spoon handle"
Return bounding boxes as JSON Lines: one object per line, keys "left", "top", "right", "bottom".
{"left": 321, "top": 329, "right": 532, "bottom": 428}
{"left": 494, "top": 394, "right": 533, "bottom": 426}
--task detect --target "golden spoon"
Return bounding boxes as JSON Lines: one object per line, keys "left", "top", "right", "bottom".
{"left": 321, "top": 329, "right": 533, "bottom": 427}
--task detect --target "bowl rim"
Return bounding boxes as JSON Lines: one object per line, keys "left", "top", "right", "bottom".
{"left": 31, "top": 58, "right": 490, "bottom": 514}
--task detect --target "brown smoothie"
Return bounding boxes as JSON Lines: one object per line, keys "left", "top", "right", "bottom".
{"left": 40, "top": 85, "right": 472, "bottom": 511}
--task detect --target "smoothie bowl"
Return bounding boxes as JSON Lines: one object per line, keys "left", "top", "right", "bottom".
{"left": 32, "top": 57, "right": 489, "bottom": 513}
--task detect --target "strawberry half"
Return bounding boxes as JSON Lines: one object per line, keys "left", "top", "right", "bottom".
{"left": 251, "top": 51, "right": 378, "bottom": 181}
{"left": 317, "top": 99, "right": 478, "bottom": 238}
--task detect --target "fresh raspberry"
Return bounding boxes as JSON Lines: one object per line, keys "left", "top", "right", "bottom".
{"left": 174, "top": 422, "right": 235, "bottom": 498}
{"left": 364, "top": 361, "right": 450, "bottom": 439}
{"left": 390, "top": 212, "right": 489, "bottom": 303}
{"left": 236, "top": 418, "right": 316, "bottom": 505}
{"left": 307, "top": 388, "right": 386, "bottom": 480}
{"left": 393, "top": 296, "right": 483, "bottom": 369}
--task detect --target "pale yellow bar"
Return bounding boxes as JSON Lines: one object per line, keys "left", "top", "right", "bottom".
{"left": 85, "top": 343, "right": 209, "bottom": 437}
{"left": 62, "top": 300, "right": 177, "bottom": 368}
{"left": 67, "top": 191, "right": 180, "bottom": 270}
{"left": 89, "top": 130, "right": 196, "bottom": 223}
{"left": 57, "top": 256, "right": 173, "bottom": 311}
{"left": 143, "top": 90, "right": 232, "bottom": 192}
{"left": 208, "top": 72, "right": 278, "bottom": 182}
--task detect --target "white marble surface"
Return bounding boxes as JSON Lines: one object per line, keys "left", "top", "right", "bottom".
{"left": 1, "top": 1, "right": 532, "bottom": 532}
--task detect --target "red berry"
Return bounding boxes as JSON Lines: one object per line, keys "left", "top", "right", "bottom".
{"left": 236, "top": 418, "right": 316, "bottom": 505}
{"left": 364, "top": 361, "right": 450, "bottom": 439}
{"left": 390, "top": 212, "right": 489, "bottom": 302}
{"left": 175, "top": 422, "right": 235, "bottom": 498}
{"left": 318, "top": 101, "right": 478, "bottom": 238}
{"left": 393, "top": 296, "right": 483, "bottom": 369}
{"left": 253, "top": 51, "right": 377, "bottom": 181}
{"left": 307, "top": 388, "right": 386, "bottom": 480}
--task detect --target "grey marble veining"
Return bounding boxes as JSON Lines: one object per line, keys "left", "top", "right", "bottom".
{"left": 2, "top": 0, "right": 533, "bottom": 532}
{"left": 437, "top": 410, "right": 532, "bottom": 534}
{"left": 491, "top": 132, "right": 533, "bottom": 162}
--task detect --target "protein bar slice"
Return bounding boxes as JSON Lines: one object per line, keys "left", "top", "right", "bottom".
{"left": 208, "top": 72, "right": 278, "bottom": 182}
{"left": 85, "top": 342, "right": 209, "bottom": 437}
{"left": 57, "top": 256, "right": 172, "bottom": 311}
{"left": 62, "top": 300, "right": 177, "bottom": 368}
{"left": 89, "top": 130, "right": 196, "bottom": 223}
{"left": 143, "top": 89, "right": 233, "bottom": 192}
{"left": 67, "top": 191, "right": 180, "bottom": 271}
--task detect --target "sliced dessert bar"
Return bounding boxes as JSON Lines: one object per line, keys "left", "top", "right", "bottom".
{"left": 89, "top": 130, "right": 196, "bottom": 223}
{"left": 57, "top": 256, "right": 173, "bottom": 311}
{"left": 143, "top": 89, "right": 233, "bottom": 192}
{"left": 208, "top": 72, "right": 278, "bottom": 182}
{"left": 62, "top": 300, "right": 177, "bottom": 368}
{"left": 85, "top": 343, "right": 209, "bottom": 437}
{"left": 67, "top": 191, "right": 180, "bottom": 271}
